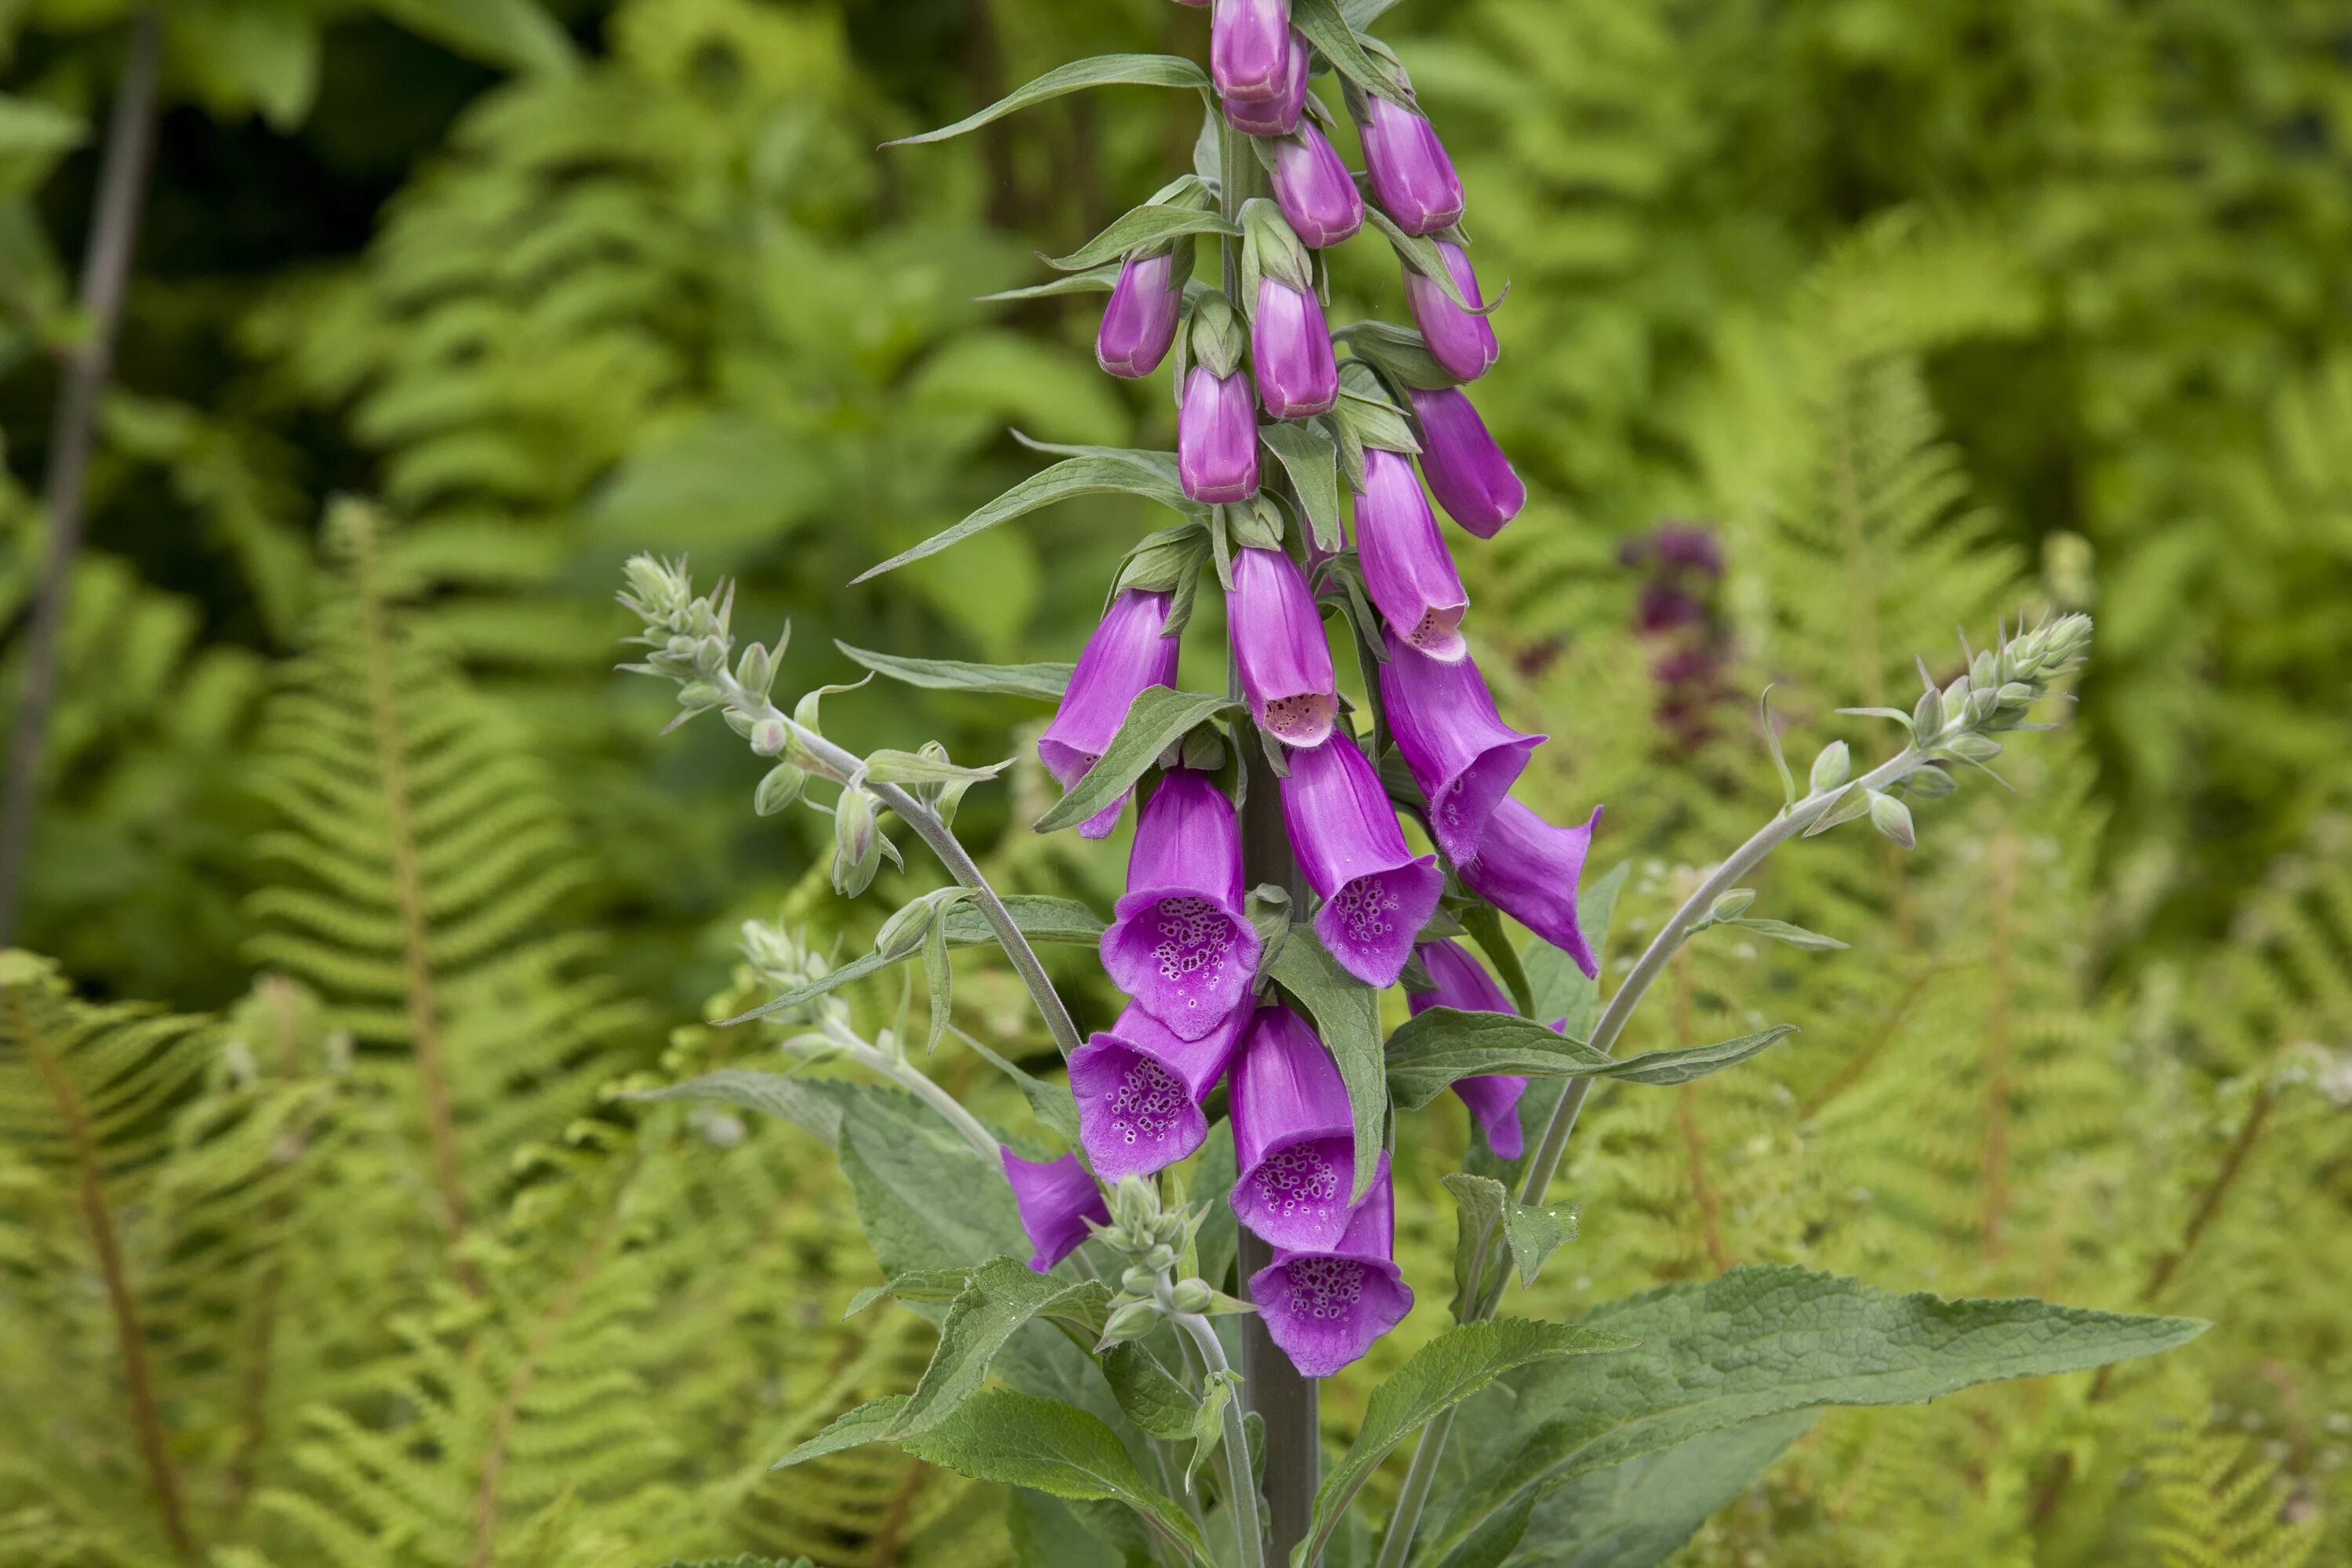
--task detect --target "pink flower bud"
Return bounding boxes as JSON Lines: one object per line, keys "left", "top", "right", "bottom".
{"left": 1097, "top": 251, "right": 1183, "bottom": 378}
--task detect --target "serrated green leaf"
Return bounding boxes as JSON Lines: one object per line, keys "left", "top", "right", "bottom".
{"left": 835, "top": 641, "right": 1073, "bottom": 701}
{"left": 844, "top": 1267, "right": 975, "bottom": 1319}
{"left": 627, "top": 1069, "right": 852, "bottom": 1145}
{"left": 886, "top": 54, "right": 1211, "bottom": 147}
{"left": 721, "top": 896, "right": 1105, "bottom": 1023}
{"left": 1425, "top": 1267, "right": 2208, "bottom": 1560}
{"left": 1032, "top": 688, "right": 1237, "bottom": 833}
{"left": 1504, "top": 1196, "right": 1577, "bottom": 1290}
{"left": 1259, "top": 420, "right": 1341, "bottom": 553}
{"left": 775, "top": 1395, "right": 908, "bottom": 1468}
{"left": 856, "top": 456, "right": 1198, "bottom": 583}
{"left": 1441, "top": 1173, "right": 1508, "bottom": 1321}
{"left": 837, "top": 1091, "right": 1026, "bottom": 1275}
{"left": 1385, "top": 1011, "right": 1797, "bottom": 1107}
{"left": 1291, "top": 0, "right": 1408, "bottom": 107}
{"left": 891, "top": 1258, "right": 1112, "bottom": 1436}
{"left": 1294, "top": 1319, "right": 1635, "bottom": 1566}
{"left": 1102, "top": 1343, "right": 1200, "bottom": 1441}
{"left": 1043, "top": 204, "right": 1240, "bottom": 271}
{"left": 1268, "top": 926, "right": 1388, "bottom": 1204}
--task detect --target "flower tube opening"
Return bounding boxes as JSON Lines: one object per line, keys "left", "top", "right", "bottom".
{"left": 1279, "top": 733, "right": 1443, "bottom": 988}
{"left": 1069, "top": 1000, "right": 1248, "bottom": 1181}
{"left": 1352, "top": 445, "right": 1468, "bottom": 663}
{"left": 1229, "top": 546, "right": 1338, "bottom": 747}
{"left": 1101, "top": 769, "right": 1261, "bottom": 1036}
{"left": 1378, "top": 633, "right": 1543, "bottom": 863}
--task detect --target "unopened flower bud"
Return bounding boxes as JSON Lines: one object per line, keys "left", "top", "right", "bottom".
{"left": 1122, "top": 1263, "right": 1163, "bottom": 1295}
{"left": 1809, "top": 741, "right": 1850, "bottom": 792}
{"left": 833, "top": 787, "right": 881, "bottom": 896}
{"left": 1168, "top": 1277, "right": 1215, "bottom": 1314}
{"left": 754, "top": 762, "right": 807, "bottom": 816}
{"left": 1945, "top": 733, "right": 2003, "bottom": 762}
{"left": 1868, "top": 789, "right": 1916, "bottom": 848}
{"left": 1143, "top": 1242, "right": 1177, "bottom": 1272}
{"left": 1211, "top": 0, "right": 1293, "bottom": 103}
{"left": 1099, "top": 1299, "right": 1161, "bottom": 1345}
{"left": 1405, "top": 386, "right": 1524, "bottom": 537}
{"left": 1268, "top": 121, "right": 1363, "bottom": 249}
{"left": 1252, "top": 277, "right": 1338, "bottom": 419}
{"left": 1098, "top": 251, "right": 1185, "bottom": 378}
{"left": 1225, "top": 28, "right": 1309, "bottom": 136}
{"left": 750, "top": 718, "right": 787, "bottom": 757}
{"left": 1358, "top": 92, "right": 1465, "bottom": 234}
{"left": 1403, "top": 241, "right": 1498, "bottom": 383}
{"left": 1178, "top": 366, "right": 1260, "bottom": 502}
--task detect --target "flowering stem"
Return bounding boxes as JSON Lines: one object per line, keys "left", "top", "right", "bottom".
{"left": 815, "top": 1014, "right": 1001, "bottom": 1163}
{"left": 1178, "top": 1310, "right": 1266, "bottom": 1568}
{"left": 1375, "top": 746, "right": 1927, "bottom": 1567}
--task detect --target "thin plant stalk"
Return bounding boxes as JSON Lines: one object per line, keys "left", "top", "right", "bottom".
{"left": 1178, "top": 1309, "right": 1267, "bottom": 1568}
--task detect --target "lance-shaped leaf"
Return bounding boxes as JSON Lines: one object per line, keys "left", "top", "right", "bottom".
{"left": 978, "top": 263, "right": 1121, "bottom": 301}
{"left": 629, "top": 1069, "right": 854, "bottom": 1145}
{"left": 862, "top": 748, "right": 1011, "bottom": 786}
{"left": 886, "top": 54, "right": 1211, "bottom": 147}
{"left": 720, "top": 895, "right": 1106, "bottom": 1024}
{"left": 1440, "top": 1173, "right": 1507, "bottom": 1321}
{"left": 1290, "top": 0, "right": 1409, "bottom": 108}
{"left": 1385, "top": 1011, "right": 1797, "bottom": 1109}
{"left": 1363, "top": 206, "right": 1494, "bottom": 315}
{"left": 1335, "top": 320, "right": 1457, "bottom": 390}
{"left": 1339, "top": 0, "right": 1406, "bottom": 26}
{"left": 1504, "top": 1195, "right": 1577, "bottom": 1290}
{"left": 836, "top": 641, "right": 1073, "bottom": 702}
{"left": 1292, "top": 1319, "right": 1635, "bottom": 1566}
{"left": 776, "top": 1395, "right": 909, "bottom": 1468}
{"left": 1421, "top": 1266, "right": 2209, "bottom": 1561}
{"left": 1726, "top": 916, "right": 1848, "bottom": 952}
{"left": 844, "top": 1267, "right": 975, "bottom": 1319}
{"left": 1044, "top": 203, "right": 1242, "bottom": 271}
{"left": 1268, "top": 925, "right": 1388, "bottom": 1204}
{"left": 1260, "top": 419, "right": 1342, "bottom": 553}
{"left": 1012, "top": 430, "right": 1186, "bottom": 484}
{"left": 1032, "top": 687, "right": 1238, "bottom": 834}
{"left": 889, "top": 1258, "right": 1112, "bottom": 1436}
{"left": 856, "top": 456, "right": 1197, "bottom": 583}
{"left": 958, "top": 1028, "right": 1084, "bottom": 1145}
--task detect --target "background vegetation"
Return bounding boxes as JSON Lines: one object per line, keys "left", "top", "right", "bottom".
{"left": 1, "top": 0, "right": 2347, "bottom": 1563}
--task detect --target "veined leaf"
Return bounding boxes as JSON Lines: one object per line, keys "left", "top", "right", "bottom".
{"left": 890, "top": 1258, "right": 1112, "bottom": 1436}
{"left": 1440, "top": 1173, "right": 1508, "bottom": 1321}
{"left": 1728, "top": 916, "right": 1849, "bottom": 952}
{"left": 886, "top": 54, "right": 1211, "bottom": 147}
{"left": 1291, "top": 0, "right": 1408, "bottom": 107}
{"left": 1102, "top": 1343, "right": 1201, "bottom": 1441}
{"left": 978, "top": 264, "right": 1122, "bottom": 302}
{"left": 1267, "top": 926, "right": 1388, "bottom": 1204}
{"left": 775, "top": 1395, "right": 907, "bottom": 1468}
{"left": 1260, "top": 420, "right": 1342, "bottom": 552}
{"left": 836, "top": 641, "right": 1073, "bottom": 701}
{"left": 720, "top": 895, "right": 1105, "bottom": 1024}
{"left": 1504, "top": 1196, "right": 1577, "bottom": 1290}
{"left": 1384, "top": 1011, "right": 1795, "bottom": 1108}
{"left": 1338, "top": 0, "right": 1406, "bottom": 27}
{"left": 1294, "top": 1319, "right": 1634, "bottom": 1566}
{"left": 844, "top": 1267, "right": 975, "bottom": 1319}
{"left": 1424, "top": 1267, "right": 2208, "bottom": 1561}
{"left": 1043, "top": 204, "right": 1240, "bottom": 271}
{"left": 1032, "top": 688, "right": 1238, "bottom": 834}
{"left": 855, "top": 456, "right": 1198, "bottom": 583}
{"left": 1011, "top": 431, "right": 1185, "bottom": 485}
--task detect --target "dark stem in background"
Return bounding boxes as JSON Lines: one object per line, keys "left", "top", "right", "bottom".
{"left": 0, "top": 11, "right": 162, "bottom": 942}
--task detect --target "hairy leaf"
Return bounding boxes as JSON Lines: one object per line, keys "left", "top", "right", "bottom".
{"left": 855, "top": 456, "right": 1197, "bottom": 583}
{"left": 1043, "top": 203, "right": 1240, "bottom": 271}
{"left": 1260, "top": 420, "right": 1341, "bottom": 552}
{"left": 836, "top": 641, "right": 1074, "bottom": 700}
{"left": 886, "top": 54, "right": 1212, "bottom": 147}
{"left": 721, "top": 896, "right": 1105, "bottom": 1024}
{"left": 628, "top": 1069, "right": 853, "bottom": 1146}
{"left": 891, "top": 1258, "right": 1111, "bottom": 1436}
{"left": 1385, "top": 1011, "right": 1797, "bottom": 1107}
{"left": 1291, "top": 0, "right": 1407, "bottom": 107}
{"left": 1032, "top": 688, "right": 1238, "bottom": 833}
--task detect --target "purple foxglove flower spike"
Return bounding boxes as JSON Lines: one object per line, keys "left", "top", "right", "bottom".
{"left": 1279, "top": 733, "right": 1444, "bottom": 988}
{"left": 1224, "top": 29, "right": 1309, "bottom": 136}
{"left": 1039, "top": 590, "right": 1181, "bottom": 838}
{"left": 1229, "top": 545, "right": 1337, "bottom": 747}
{"left": 1252, "top": 277, "right": 1339, "bottom": 419}
{"left": 1406, "top": 939, "right": 1530, "bottom": 1159}
{"left": 1359, "top": 92, "right": 1465, "bottom": 234}
{"left": 1248, "top": 1163, "right": 1413, "bottom": 1376}
{"left": 1403, "top": 241, "right": 1500, "bottom": 383}
{"left": 1229, "top": 1003, "right": 1381, "bottom": 1250}
{"left": 1180, "top": 366, "right": 1261, "bottom": 502}
{"left": 1268, "top": 119, "right": 1363, "bottom": 248}
{"left": 1352, "top": 445, "right": 1468, "bottom": 662}
{"left": 1000, "top": 1147, "right": 1111, "bottom": 1272}
{"left": 1405, "top": 385, "right": 1525, "bottom": 538}
{"left": 1212, "top": 0, "right": 1292, "bottom": 103}
{"left": 1068, "top": 1000, "right": 1248, "bottom": 1181}
{"left": 1098, "top": 251, "right": 1183, "bottom": 379}
{"left": 1101, "top": 768, "right": 1261, "bottom": 1038}
{"left": 1462, "top": 797, "right": 1603, "bottom": 978}
{"left": 1378, "top": 633, "right": 1544, "bottom": 865}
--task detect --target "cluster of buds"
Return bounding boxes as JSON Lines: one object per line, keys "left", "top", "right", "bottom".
{"left": 1090, "top": 1176, "right": 1234, "bottom": 1346}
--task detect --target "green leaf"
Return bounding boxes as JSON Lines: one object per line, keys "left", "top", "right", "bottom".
{"left": 1294, "top": 1319, "right": 1635, "bottom": 1566}
{"left": 1267, "top": 926, "right": 1388, "bottom": 1204}
{"left": 1291, "top": 0, "right": 1408, "bottom": 107}
{"left": 923, "top": 915, "right": 953, "bottom": 1055}
{"left": 627, "top": 1069, "right": 851, "bottom": 1145}
{"left": 721, "top": 896, "right": 1105, "bottom": 1023}
{"left": 372, "top": 0, "right": 576, "bottom": 75}
{"left": 648, "top": 1556, "right": 816, "bottom": 1568}
{"left": 1758, "top": 686, "right": 1798, "bottom": 808}
{"left": 1726, "top": 916, "right": 1849, "bottom": 952}
{"left": 1186, "top": 1366, "right": 1243, "bottom": 1490}
{"left": 836, "top": 1091, "right": 1027, "bottom": 1275}
{"left": 1384, "top": 1011, "right": 1796, "bottom": 1108}
{"left": 844, "top": 1267, "right": 975, "bottom": 1318}
{"left": 775, "top": 1395, "right": 908, "bottom": 1468}
{"left": 958, "top": 1029, "right": 1085, "bottom": 1147}
{"left": 1043, "top": 204, "right": 1240, "bottom": 271}
{"left": 1425, "top": 1266, "right": 2209, "bottom": 1560}
{"left": 1362, "top": 206, "right": 1487, "bottom": 314}
{"left": 1460, "top": 902, "right": 1536, "bottom": 1018}
{"left": 886, "top": 55, "right": 1212, "bottom": 147}
{"left": 1523, "top": 860, "right": 1628, "bottom": 1039}
{"left": 1440, "top": 1173, "right": 1507, "bottom": 1322}
{"left": 1032, "top": 688, "right": 1239, "bottom": 834}
{"left": 891, "top": 1258, "right": 1112, "bottom": 1436}
{"left": 1259, "top": 420, "right": 1342, "bottom": 553}
{"left": 978, "top": 265, "right": 1123, "bottom": 302}
{"left": 895, "top": 1389, "right": 1210, "bottom": 1559}
{"left": 1102, "top": 1343, "right": 1200, "bottom": 1441}
{"left": 836, "top": 641, "right": 1073, "bottom": 701}
{"left": 862, "top": 747, "right": 1012, "bottom": 786}
{"left": 856, "top": 456, "right": 1198, "bottom": 584}
{"left": 1504, "top": 1196, "right": 1577, "bottom": 1290}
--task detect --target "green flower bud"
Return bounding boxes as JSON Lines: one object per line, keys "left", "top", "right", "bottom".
{"left": 1099, "top": 1299, "right": 1160, "bottom": 1346}
{"left": 754, "top": 763, "right": 807, "bottom": 816}
{"left": 1869, "top": 789, "right": 1917, "bottom": 848}
{"left": 1122, "top": 1264, "right": 1163, "bottom": 1295}
{"left": 1168, "top": 1277, "right": 1214, "bottom": 1315}
{"left": 833, "top": 787, "right": 881, "bottom": 897}
{"left": 1809, "top": 741, "right": 1849, "bottom": 793}
{"left": 750, "top": 719, "right": 787, "bottom": 757}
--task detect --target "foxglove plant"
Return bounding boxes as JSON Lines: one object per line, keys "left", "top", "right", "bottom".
{"left": 619, "top": 12, "right": 2200, "bottom": 1568}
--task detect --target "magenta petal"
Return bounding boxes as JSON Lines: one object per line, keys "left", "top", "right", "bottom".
{"left": 1378, "top": 634, "right": 1543, "bottom": 864}
{"left": 1279, "top": 735, "right": 1443, "bottom": 988}
{"left": 1247, "top": 1167, "right": 1412, "bottom": 1376}
{"left": 1039, "top": 590, "right": 1181, "bottom": 840}
{"left": 1251, "top": 278, "right": 1339, "bottom": 419}
{"left": 1406, "top": 386, "right": 1525, "bottom": 538}
{"left": 1358, "top": 94, "right": 1464, "bottom": 234}
{"left": 1180, "top": 367, "right": 1261, "bottom": 503}
{"left": 1269, "top": 120, "right": 1362, "bottom": 248}
{"left": 1098, "top": 252, "right": 1182, "bottom": 378}
{"left": 1101, "top": 771, "right": 1261, "bottom": 1037}
{"left": 1069, "top": 1001, "right": 1247, "bottom": 1181}
{"left": 1353, "top": 447, "right": 1468, "bottom": 662}
{"left": 1223, "top": 30, "right": 1308, "bottom": 136}
{"left": 1228, "top": 1004, "right": 1366, "bottom": 1250}
{"left": 1461, "top": 799, "right": 1602, "bottom": 978}
{"left": 1000, "top": 1147, "right": 1110, "bottom": 1272}
{"left": 1212, "top": 0, "right": 1292, "bottom": 103}
{"left": 1452, "top": 1073, "right": 1528, "bottom": 1159}
{"left": 1403, "top": 241, "right": 1499, "bottom": 383}
{"left": 1229, "top": 546, "right": 1337, "bottom": 746}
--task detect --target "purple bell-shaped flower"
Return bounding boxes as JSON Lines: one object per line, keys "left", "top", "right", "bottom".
{"left": 1378, "top": 633, "right": 1543, "bottom": 865}
{"left": 1267, "top": 120, "right": 1363, "bottom": 249}
{"left": 1229, "top": 1003, "right": 1381, "bottom": 1250}
{"left": 1352, "top": 445, "right": 1468, "bottom": 662}
{"left": 1358, "top": 92, "right": 1465, "bottom": 235}
{"left": 1000, "top": 1148, "right": 1111, "bottom": 1272}
{"left": 1224, "top": 28, "right": 1309, "bottom": 136}
{"left": 1038, "top": 590, "right": 1181, "bottom": 838}
{"left": 1229, "top": 545, "right": 1338, "bottom": 747}
{"left": 1279, "top": 733, "right": 1443, "bottom": 988}
{"left": 1068, "top": 1000, "right": 1249, "bottom": 1182}
{"left": 1403, "top": 241, "right": 1499, "bottom": 383}
{"left": 1406, "top": 939, "right": 1531, "bottom": 1158}
{"left": 1211, "top": 0, "right": 1293, "bottom": 103}
{"left": 1098, "top": 251, "right": 1184, "bottom": 379}
{"left": 1100, "top": 768, "right": 1261, "bottom": 1038}
{"left": 1461, "top": 797, "right": 1603, "bottom": 978}
{"left": 1180, "top": 366, "right": 1261, "bottom": 502}
{"left": 1247, "top": 1162, "right": 1413, "bottom": 1376}
{"left": 1406, "top": 385, "right": 1525, "bottom": 537}
{"left": 1252, "top": 277, "right": 1339, "bottom": 419}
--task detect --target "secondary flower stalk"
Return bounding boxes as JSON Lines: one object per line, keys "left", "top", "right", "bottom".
{"left": 1279, "top": 732, "right": 1443, "bottom": 988}
{"left": 1038, "top": 590, "right": 1181, "bottom": 838}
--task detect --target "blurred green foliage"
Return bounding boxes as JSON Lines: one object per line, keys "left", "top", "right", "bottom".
{"left": 0, "top": 0, "right": 2348, "bottom": 1563}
